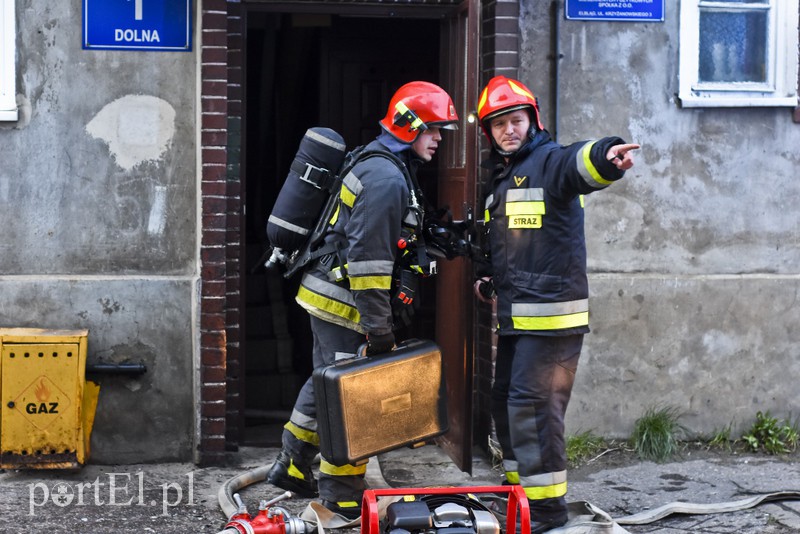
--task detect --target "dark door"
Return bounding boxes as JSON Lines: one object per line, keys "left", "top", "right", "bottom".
{"left": 319, "top": 30, "right": 437, "bottom": 148}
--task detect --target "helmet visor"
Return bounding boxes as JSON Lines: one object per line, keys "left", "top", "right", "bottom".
{"left": 429, "top": 120, "right": 458, "bottom": 130}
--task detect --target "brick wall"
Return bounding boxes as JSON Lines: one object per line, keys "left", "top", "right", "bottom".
{"left": 198, "top": 0, "right": 230, "bottom": 466}
{"left": 481, "top": 0, "right": 519, "bottom": 81}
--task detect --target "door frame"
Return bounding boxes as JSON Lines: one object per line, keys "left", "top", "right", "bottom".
{"left": 233, "top": 0, "right": 480, "bottom": 469}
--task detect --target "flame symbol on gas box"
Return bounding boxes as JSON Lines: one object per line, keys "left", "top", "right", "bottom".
{"left": 35, "top": 379, "right": 51, "bottom": 402}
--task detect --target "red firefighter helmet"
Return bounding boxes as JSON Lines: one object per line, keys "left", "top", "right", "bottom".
{"left": 380, "top": 81, "right": 459, "bottom": 143}
{"left": 476, "top": 76, "right": 544, "bottom": 138}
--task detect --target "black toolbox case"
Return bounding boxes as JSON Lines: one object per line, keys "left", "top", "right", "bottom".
{"left": 313, "top": 339, "right": 448, "bottom": 465}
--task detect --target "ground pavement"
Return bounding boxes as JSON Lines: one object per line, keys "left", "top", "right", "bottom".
{"left": 0, "top": 444, "right": 798, "bottom": 533}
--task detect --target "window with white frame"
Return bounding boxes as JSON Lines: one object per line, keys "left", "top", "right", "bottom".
{"left": 679, "top": 0, "right": 799, "bottom": 108}
{"left": 0, "top": 0, "right": 17, "bottom": 121}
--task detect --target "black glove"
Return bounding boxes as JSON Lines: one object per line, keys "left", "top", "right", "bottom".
{"left": 474, "top": 276, "right": 496, "bottom": 303}
{"left": 392, "top": 269, "right": 420, "bottom": 327}
{"left": 366, "top": 332, "right": 395, "bottom": 356}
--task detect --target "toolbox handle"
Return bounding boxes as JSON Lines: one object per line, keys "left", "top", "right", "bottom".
{"left": 341, "top": 339, "right": 435, "bottom": 366}
{"left": 357, "top": 338, "right": 426, "bottom": 359}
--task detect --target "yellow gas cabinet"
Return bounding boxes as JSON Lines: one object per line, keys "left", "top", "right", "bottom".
{"left": 0, "top": 328, "right": 99, "bottom": 469}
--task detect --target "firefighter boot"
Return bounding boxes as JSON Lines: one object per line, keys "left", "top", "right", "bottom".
{"left": 507, "top": 514, "right": 567, "bottom": 534}
{"left": 497, "top": 497, "right": 567, "bottom": 534}
{"left": 520, "top": 499, "right": 568, "bottom": 534}
{"left": 321, "top": 499, "right": 362, "bottom": 521}
{"left": 267, "top": 450, "right": 319, "bottom": 498}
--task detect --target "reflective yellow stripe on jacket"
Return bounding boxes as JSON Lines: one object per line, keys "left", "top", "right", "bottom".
{"left": 505, "top": 188, "right": 545, "bottom": 215}
{"left": 340, "top": 170, "right": 363, "bottom": 208}
{"left": 347, "top": 259, "right": 393, "bottom": 290}
{"left": 576, "top": 141, "right": 613, "bottom": 189}
{"left": 511, "top": 299, "right": 589, "bottom": 331}
{"left": 296, "top": 272, "right": 360, "bottom": 324}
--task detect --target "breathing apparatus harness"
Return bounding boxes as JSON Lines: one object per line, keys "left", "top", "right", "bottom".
{"left": 308, "top": 147, "right": 438, "bottom": 327}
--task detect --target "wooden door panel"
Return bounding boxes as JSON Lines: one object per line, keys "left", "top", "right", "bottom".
{"left": 435, "top": 0, "right": 480, "bottom": 473}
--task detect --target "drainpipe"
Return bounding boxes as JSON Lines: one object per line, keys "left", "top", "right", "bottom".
{"left": 549, "top": 1, "right": 563, "bottom": 142}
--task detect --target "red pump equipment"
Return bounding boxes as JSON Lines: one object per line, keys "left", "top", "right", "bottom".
{"left": 361, "top": 485, "right": 530, "bottom": 534}
{"left": 222, "top": 492, "right": 308, "bottom": 534}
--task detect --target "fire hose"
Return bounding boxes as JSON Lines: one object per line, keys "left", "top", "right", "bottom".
{"left": 215, "top": 463, "right": 310, "bottom": 534}
{"left": 217, "top": 464, "right": 272, "bottom": 520}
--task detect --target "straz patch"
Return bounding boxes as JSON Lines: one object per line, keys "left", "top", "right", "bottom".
{"left": 509, "top": 214, "right": 542, "bottom": 228}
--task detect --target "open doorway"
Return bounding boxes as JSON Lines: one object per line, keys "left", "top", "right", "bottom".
{"left": 242, "top": 11, "right": 443, "bottom": 445}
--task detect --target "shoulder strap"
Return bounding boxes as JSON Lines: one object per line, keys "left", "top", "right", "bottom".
{"left": 283, "top": 147, "right": 421, "bottom": 279}
{"left": 353, "top": 150, "right": 437, "bottom": 276}
{"left": 345, "top": 147, "right": 412, "bottom": 186}
{"left": 281, "top": 146, "right": 401, "bottom": 279}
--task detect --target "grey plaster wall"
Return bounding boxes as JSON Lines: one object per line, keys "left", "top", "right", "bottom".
{"left": 519, "top": 1, "right": 800, "bottom": 438}
{"left": 0, "top": 2, "right": 198, "bottom": 461}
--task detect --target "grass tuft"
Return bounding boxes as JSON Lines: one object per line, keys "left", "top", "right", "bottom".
{"left": 566, "top": 431, "right": 607, "bottom": 466}
{"left": 630, "top": 406, "right": 685, "bottom": 462}
{"left": 742, "top": 411, "right": 798, "bottom": 455}
{"left": 708, "top": 421, "right": 734, "bottom": 450}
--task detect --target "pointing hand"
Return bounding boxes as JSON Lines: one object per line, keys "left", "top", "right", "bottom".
{"left": 607, "top": 143, "right": 641, "bottom": 170}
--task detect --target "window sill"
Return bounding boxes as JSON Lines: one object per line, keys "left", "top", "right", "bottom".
{"left": 679, "top": 95, "right": 798, "bottom": 108}
{"left": 0, "top": 108, "right": 18, "bottom": 121}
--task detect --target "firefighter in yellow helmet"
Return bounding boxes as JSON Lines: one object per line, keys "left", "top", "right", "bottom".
{"left": 474, "top": 76, "right": 639, "bottom": 533}
{"left": 267, "top": 81, "right": 458, "bottom": 520}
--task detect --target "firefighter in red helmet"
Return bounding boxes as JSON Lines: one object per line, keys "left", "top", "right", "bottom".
{"left": 267, "top": 81, "right": 458, "bottom": 521}
{"left": 474, "top": 75, "right": 640, "bottom": 533}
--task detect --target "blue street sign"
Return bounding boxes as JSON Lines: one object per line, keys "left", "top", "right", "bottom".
{"left": 83, "top": 0, "right": 192, "bottom": 51}
{"left": 565, "top": 0, "right": 664, "bottom": 22}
